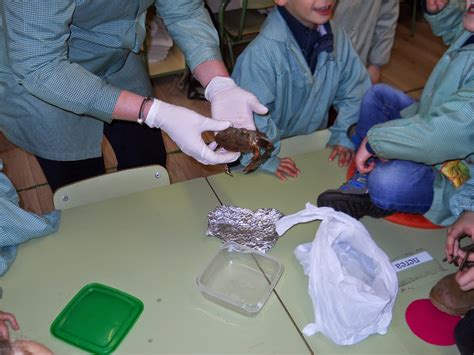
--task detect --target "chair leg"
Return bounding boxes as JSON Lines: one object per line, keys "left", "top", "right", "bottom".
{"left": 227, "top": 40, "right": 235, "bottom": 71}
{"left": 411, "top": 0, "right": 417, "bottom": 37}
{"left": 177, "top": 66, "right": 190, "bottom": 91}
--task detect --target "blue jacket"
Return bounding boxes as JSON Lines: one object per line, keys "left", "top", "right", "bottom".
{"left": 232, "top": 9, "right": 371, "bottom": 173}
{"left": 367, "top": 1, "right": 474, "bottom": 226}
{"left": 0, "top": 162, "right": 59, "bottom": 275}
{"left": 0, "top": 0, "right": 221, "bottom": 160}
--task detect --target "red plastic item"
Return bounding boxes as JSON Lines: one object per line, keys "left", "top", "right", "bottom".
{"left": 405, "top": 299, "right": 461, "bottom": 346}
{"left": 346, "top": 161, "right": 443, "bottom": 229}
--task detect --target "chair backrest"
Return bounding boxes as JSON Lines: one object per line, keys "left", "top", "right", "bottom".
{"left": 241, "top": 0, "right": 274, "bottom": 10}
{"left": 279, "top": 129, "right": 331, "bottom": 157}
{"left": 218, "top": 0, "right": 273, "bottom": 68}
{"left": 53, "top": 165, "right": 170, "bottom": 210}
{"left": 219, "top": 0, "right": 273, "bottom": 40}
{"left": 237, "top": 0, "right": 274, "bottom": 38}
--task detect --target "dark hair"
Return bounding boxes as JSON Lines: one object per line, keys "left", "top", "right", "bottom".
{"left": 0, "top": 337, "right": 13, "bottom": 355}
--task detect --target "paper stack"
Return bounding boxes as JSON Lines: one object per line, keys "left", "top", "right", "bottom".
{"left": 147, "top": 16, "right": 173, "bottom": 63}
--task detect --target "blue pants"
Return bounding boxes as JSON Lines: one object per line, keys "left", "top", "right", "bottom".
{"left": 354, "top": 84, "right": 435, "bottom": 214}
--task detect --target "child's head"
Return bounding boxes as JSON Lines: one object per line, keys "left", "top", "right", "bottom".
{"left": 464, "top": 0, "right": 474, "bottom": 32}
{"left": 274, "top": 0, "right": 336, "bottom": 27}
{"left": 0, "top": 337, "right": 52, "bottom": 355}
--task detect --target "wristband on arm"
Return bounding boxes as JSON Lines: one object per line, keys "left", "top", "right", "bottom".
{"left": 137, "top": 96, "right": 153, "bottom": 125}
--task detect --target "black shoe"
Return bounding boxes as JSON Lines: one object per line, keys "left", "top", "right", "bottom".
{"left": 317, "top": 190, "right": 394, "bottom": 220}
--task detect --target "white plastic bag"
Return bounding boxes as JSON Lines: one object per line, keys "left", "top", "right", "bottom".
{"left": 276, "top": 203, "right": 398, "bottom": 345}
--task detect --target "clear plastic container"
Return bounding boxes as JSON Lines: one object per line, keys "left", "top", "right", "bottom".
{"left": 196, "top": 242, "right": 284, "bottom": 316}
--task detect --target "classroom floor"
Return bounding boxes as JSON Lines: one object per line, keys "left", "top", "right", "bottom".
{"left": 153, "top": 2, "right": 447, "bottom": 183}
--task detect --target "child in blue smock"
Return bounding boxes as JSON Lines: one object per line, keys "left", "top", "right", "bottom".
{"left": 318, "top": 0, "right": 474, "bottom": 227}
{"left": 231, "top": 0, "right": 371, "bottom": 181}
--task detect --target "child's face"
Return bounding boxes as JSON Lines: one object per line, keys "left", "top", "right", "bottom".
{"left": 275, "top": 0, "right": 335, "bottom": 27}
{"left": 464, "top": 0, "right": 474, "bottom": 32}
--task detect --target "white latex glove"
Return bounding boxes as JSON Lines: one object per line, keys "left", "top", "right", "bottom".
{"left": 205, "top": 77, "right": 268, "bottom": 130}
{"left": 145, "top": 99, "right": 240, "bottom": 165}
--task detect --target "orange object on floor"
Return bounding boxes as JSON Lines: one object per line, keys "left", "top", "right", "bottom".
{"left": 346, "top": 161, "right": 444, "bottom": 230}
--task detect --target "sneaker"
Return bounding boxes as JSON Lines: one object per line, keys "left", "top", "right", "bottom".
{"left": 317, "top": 172, "right": 394, "bottom": 220}
{"left": 430, "top": 273, "right": 474, "bottom": 316}
{"left": 339, "top": 171, "right": 369, "bottom": 194}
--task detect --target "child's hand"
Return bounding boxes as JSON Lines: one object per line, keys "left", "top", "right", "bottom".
{"left": 455, "top": 267, "right": 474, "bottom": 291}
{"left": 0, "top": 311, "right": 19, "bottom": 340}
{"left": 355, "top": 137, "right": 375, "bottom": 173}
{"left": 445, "top": 211, "right": 474, "bottom": 263}
{"left": 426, "top": 0, "right": 449, "bottom": 13}
{"left": 367, "top": 64, "right": 381, "bottom": 84}
{"left": 328, "top": 145, "right": 354, "bottom": 167}
{"left": 275, "top": 157, "right": 300, "bottom": 181}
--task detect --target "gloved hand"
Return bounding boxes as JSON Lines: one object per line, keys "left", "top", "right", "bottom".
{"left": 145, "top": 99, "right": 240, "bottom": 165}
{"left": 205, "top": 77, "right": 268, "bottom": 130}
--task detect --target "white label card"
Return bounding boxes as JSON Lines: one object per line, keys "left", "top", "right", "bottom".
{"left": 391, "top": 251, "right": 434, "bottom": 273}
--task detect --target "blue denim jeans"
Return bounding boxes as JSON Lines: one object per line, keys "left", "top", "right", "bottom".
{"left": 353, "top": 84, "right": 436, "bottom": 214}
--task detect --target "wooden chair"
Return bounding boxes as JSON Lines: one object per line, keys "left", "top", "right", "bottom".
{"left": 53, "top": 165, "right": 170, "bottom": 210}
{"left": 218, "top": 0, "right": 274, "bottom": 69}
{"left": 279, "top": 129, "right": 331, "bottom": 157}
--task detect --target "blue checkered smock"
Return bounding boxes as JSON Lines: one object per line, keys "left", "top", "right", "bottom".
{"left": 0, "top": 1, "right": 221, "bottom": 161}
{"left": 0, "top": 162, "right": 59, "bottom": 276}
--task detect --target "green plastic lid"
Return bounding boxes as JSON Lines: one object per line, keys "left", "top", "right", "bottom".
{"left": 50, "top": 283, "right": 144, "bottom": 353}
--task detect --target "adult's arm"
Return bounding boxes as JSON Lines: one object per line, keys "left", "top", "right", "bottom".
{"left": 157, "top": 0, "right": 267, "bottom": 129}
{"left": 156, "top": 0, "right": 228, "bottom": 86}
{"left": 2, "top": 1, "right": 123, "bottom": 121}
